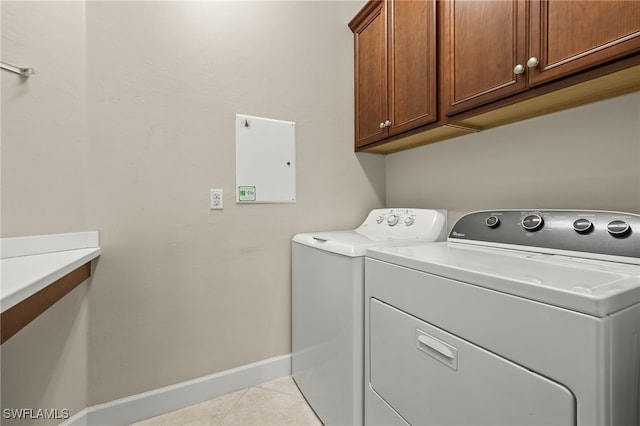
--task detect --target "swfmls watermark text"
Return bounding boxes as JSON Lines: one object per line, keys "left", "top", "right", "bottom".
{"left": 2, "top": 408, "right": 70, "bottom": 420}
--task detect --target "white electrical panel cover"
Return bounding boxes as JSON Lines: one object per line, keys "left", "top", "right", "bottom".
{"left": 235, "top": 114, "right": 296, "bottom": 203}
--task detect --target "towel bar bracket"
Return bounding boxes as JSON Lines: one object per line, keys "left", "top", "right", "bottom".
{"left": 1, "top": 61, "right": 36, "bottom": 77}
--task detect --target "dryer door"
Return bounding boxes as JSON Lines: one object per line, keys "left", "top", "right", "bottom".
{"left": 370, "top": 299, "right": 576, "bottom": 426}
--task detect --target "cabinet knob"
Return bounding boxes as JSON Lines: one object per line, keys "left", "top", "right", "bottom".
{"left": 379, "top": 122, "right": 386, "bottom": 129}
{"left": 527, "top": 57, "right": 539, "bottom": 68}
{"left": 513, "top": 64, "right": 525, "bottom": 75}
{"left": 384, "top": 120, "right": 391, "bottom": 127}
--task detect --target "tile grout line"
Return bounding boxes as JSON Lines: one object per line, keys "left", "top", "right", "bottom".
{"left": 218, "top": 387, "right": 250, "bottom": 424}
{"left": 255, "top": 381, "right": 299, "bottom": 397}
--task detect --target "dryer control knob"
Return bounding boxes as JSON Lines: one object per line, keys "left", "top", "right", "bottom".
{"left": 522, "top": 214, "right": 544, "bottom": 232}
{"left": 376, "top": 215, "right": 384, "bottom": 224}
{"left": 607, "top": 220, "right": 630, "bottom": 237}
{"left": 387, "top": 215, "right": 399, "bottom": 226}
{"left": 404, "top": 217, "right": 415, "bottom": 226}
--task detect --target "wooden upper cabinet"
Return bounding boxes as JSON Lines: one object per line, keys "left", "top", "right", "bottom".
{"left": 351, "top": 1, "right": 388, "bottom": 148}
{"left": 351, "top": 0, "right": 639, "bottom": 153}
{"left": 528, "top": 1, "right": 640, "bottom": 86}
{"left": 350, "top": 0, "right": 437, "bottom": 149}
{"left": 443, "top": 0, "right": 640, "bottom": 116}
{"left": 388, "top": 0, "right": 437, "bottom": 136}
{"left": 441, "top": 0, "right": 528, "bottom": 116}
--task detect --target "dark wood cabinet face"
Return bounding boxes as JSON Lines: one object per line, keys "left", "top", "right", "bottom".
{"left": 529, "top": 0, "right": 640, "bottom": 86}
{"left": 352, "top": 0, "right": 437, "bottom": 149}
{"left": 388, "top": 0, "right": 437, "bottom": 136}
{"left": 442, "top": 0, "right": 528, "bottom": 116}
{"left": 353, "top": 2, "right": 388, "bottom": 148}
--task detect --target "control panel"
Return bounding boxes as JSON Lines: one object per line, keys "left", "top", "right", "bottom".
{"left": 357, "top": 209, "right": 447, "bottom": 241}
{"left": 450, "top": 210, "right": 640, "bottom": 261}
{"left": 372, "top": 210, "right": 418, "bottom": 227}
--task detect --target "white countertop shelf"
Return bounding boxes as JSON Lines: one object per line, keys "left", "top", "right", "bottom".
{"left": 1, "top": 232, "right": 101, "bottom": 313}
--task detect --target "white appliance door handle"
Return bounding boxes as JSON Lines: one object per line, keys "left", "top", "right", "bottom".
{"left": 417, "top": 334, "right": 455, "bottom": 359}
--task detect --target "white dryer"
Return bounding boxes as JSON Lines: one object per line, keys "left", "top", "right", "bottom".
{"left": 292, "top": 208, "right": 447, "bottom": 426}
{"left": 365, "top": 210, "right": 640, "bottom": 426}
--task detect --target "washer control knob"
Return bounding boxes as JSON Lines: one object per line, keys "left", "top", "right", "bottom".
{"left": 387, "top": 215, "right": 399, "bottom": 226}
{"left": 522, "top": 214, "right": 544, "bottom": 232}
{"left": 485, "top": 216, "right": 500, "bottom": 228}
{"left": 404, "top": 217, "right": 415, "bottom": 226}
{"left": 607, "top": 220, "right": 631, "bottom": 237}
{"left": 376, "top": 215, "right": 384, "bottom": 224}
{"left": 573, "top": 218, "right": 593, "bottom": 234}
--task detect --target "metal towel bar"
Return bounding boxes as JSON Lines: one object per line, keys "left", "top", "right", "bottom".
{"left": 1, "top": 61, "right": 36, "bottom": 77}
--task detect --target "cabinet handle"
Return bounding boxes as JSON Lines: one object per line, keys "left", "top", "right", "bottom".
{"left": 513, "top": 64, "right": 525, "bottom": 75}
{"left": 379, "top": 122, "right": 386, "bottom": 129}
{"left": 384, "top": 120, "right": 391, "bottom": 127}
{"left": 527, "top": 57, "right": 539, "bottom": 68}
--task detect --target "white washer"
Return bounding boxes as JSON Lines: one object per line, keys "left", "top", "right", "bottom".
{"left": 292, "top": 208, "right": 447, "bottom": 426}
{"left": 365, "top": 210, "right": 640, "bottom": 426}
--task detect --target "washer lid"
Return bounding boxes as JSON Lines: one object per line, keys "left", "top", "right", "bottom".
{"left": 293, "top": 230, "right": 427, "bottom": 257}
{"left": 366, "top": 242, "right": 640, "bottom": 317}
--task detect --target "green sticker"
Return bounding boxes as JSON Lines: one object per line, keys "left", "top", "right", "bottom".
{"left": 238, "top": 186, "right": 256, "bottom": 202}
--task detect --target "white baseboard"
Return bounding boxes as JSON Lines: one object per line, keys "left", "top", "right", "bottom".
{"left": 63, "top": 353, "right": 292, "bottom": 426}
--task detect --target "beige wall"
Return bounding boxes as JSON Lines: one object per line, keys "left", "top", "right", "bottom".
{"left": 3, "top": 0, "right": 639, "bottom": 419}
{"left": 2, "top": 0, "right": 384, "bottom": 414}
{"left": 1, "top": 0, "right": 87, "bottom": 236}
{"left": 0, "top": 284, "right": 90, "bottom": 426}
{"left": 1, "top": 2, "right": 90, "bottom": 424}
{"left": 89, "top": 0, "right": 383, "bottom": 406}
{"left": 387, "top": 92, "right": 640, "bottom": 226}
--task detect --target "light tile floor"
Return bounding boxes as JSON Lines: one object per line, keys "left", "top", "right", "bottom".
{"left": 130, "top": 376, "right": 323, "bottom": 426}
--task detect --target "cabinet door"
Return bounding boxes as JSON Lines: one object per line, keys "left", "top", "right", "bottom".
{"left": 388, "top": 0, "right": 437, "bottom": 136}
{"left": 528, "top": 0, "right": 640, "bottom": 86}
{"left": 442, "top": 0, "right": 528, "bottom": 116}
{"left": 353, "top": 1, "right": 388, "bottom": 149}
